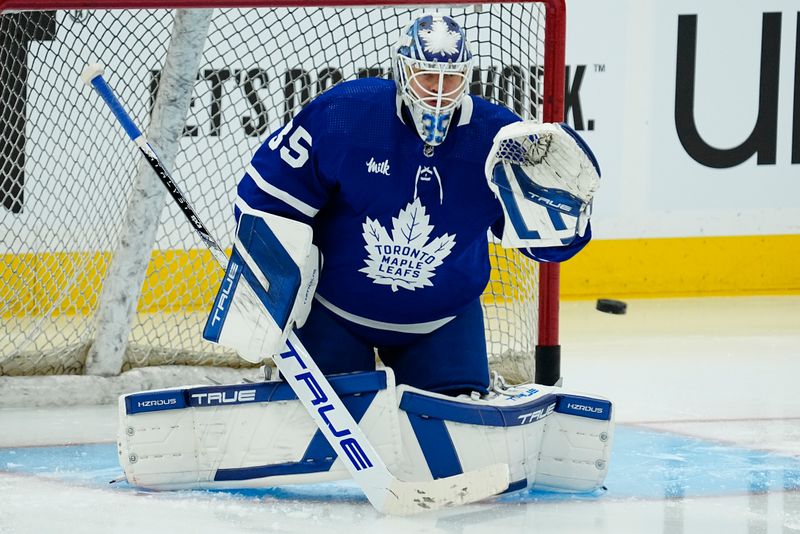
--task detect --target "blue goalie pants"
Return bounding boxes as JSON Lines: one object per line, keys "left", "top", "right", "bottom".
{"left": 296, "top": 298, "right": 490, "bottom": 395}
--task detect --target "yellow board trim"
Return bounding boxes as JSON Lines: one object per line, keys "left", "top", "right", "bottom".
{"left": 4, "top": 234, "right": 799, "bottom": 318}
{"left": 1, "top": 250, "right": 222, "bottom": 317}
{"left": 561, "top": 234, "right": 800, "bottom": 299}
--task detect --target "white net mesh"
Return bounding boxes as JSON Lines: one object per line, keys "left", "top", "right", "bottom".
{"left": 0, "top": 4, "right": 551, "bottom": 380}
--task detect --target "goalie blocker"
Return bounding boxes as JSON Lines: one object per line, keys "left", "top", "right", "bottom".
{"left": 118, "top": 368, "right": 613, "bottom": 494}
{"left": 203, "top": 211, "right": 319, "bottom": 363}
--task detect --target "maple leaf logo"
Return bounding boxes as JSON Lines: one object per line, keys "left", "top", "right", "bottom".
{"left": 419, "top": 19, "right": 461, "bottom": 56}
{"left": 360, "top": 197, "right": 456, "bottom": 292}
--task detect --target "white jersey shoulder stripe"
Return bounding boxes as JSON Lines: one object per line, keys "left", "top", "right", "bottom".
{"left": 395, "top": 93, "right": 406, "bottom": 124}
{"left": 245, "top": 164, "right": 319, "bottom": 218}
{"left": 315, "top": 294, "right": 455, "bottom": 334}
{"left": 456, "top": 95, "right": 473, "bottom": 127}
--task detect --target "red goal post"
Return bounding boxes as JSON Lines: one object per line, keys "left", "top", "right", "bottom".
{"left": 0, "top": 0, "right": 565, "bottom": 386}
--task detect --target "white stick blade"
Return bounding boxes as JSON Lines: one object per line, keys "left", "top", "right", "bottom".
{"left": 381, "top": 463, "right": 510, "bottom": 516}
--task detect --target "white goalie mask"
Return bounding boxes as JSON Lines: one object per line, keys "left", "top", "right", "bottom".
{"left": 393, "top": 14, "right": 473, "bottom": 146}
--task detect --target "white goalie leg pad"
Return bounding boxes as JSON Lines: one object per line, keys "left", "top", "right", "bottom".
{"left": 392, "top": 383, "right": 613, "bottom": 493}
{"left": 203, "top": 212, "right": 319, "bottom": 363}
{"left": 119, "top": 371, "right": 612, "bottom": 495}
{"left": 533, "top": 393, "right": 614, "bottom": 492}
{"left": 485, "top": 121, "right": 601, "bottom": 249}
{"left": 118, "top": 369, "right": 402, "bottom": 490}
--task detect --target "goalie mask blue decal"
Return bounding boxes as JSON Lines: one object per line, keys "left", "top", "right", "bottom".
{"left": 394, "top": 14, "right": 473, "bottom": 146}
{"left": 398, "top": 15, "right": 470, "bottom": 63}
{"left": 421, "top": 111, "right": 451, "bottom": 144}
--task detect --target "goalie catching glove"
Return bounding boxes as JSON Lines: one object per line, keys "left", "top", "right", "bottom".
{"left": 203, "top": 212, "right": 319, "bottom": 363}
{"left": 485, "top": 122, "right": 600, "bottom": 249}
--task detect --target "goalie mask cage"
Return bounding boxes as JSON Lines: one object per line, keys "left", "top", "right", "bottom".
{"left": 0, "top": 0, "right": 565, "bottom": 388}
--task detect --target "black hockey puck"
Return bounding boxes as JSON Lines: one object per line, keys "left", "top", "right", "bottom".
{"left": 596, "top": 299, "right": 627, "bottom": 315}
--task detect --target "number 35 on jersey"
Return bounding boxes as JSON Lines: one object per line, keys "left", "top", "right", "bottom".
{"left": 268, "top": 120, "right": 313, "bottom": 168}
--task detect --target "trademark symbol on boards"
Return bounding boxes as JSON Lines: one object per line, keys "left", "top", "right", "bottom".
{"left": 594, "top": 64, "right": 605, "bottom": 73}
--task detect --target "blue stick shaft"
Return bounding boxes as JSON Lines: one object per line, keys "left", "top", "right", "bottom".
{"left": 85, "top": 70, "right": 227, "bottom": 264}
{"left": 89, "top": 74, "right": 143, "bottom": 141}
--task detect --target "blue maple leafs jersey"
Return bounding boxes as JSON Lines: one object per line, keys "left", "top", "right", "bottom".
{"left": 236, "top": 78, "right": 589, "bottom": 334}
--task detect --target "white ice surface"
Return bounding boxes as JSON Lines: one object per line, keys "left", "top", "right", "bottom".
{"left": 1, "top": 295, "right": 799, "bottom": 533}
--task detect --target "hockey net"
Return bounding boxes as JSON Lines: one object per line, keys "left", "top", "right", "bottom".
{"left": 0, "top": 1, "right": 565, "bottom": 386}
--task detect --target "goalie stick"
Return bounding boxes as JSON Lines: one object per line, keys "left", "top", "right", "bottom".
{"left": 81, "top": 64, "right": 509, "bottom": 515}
